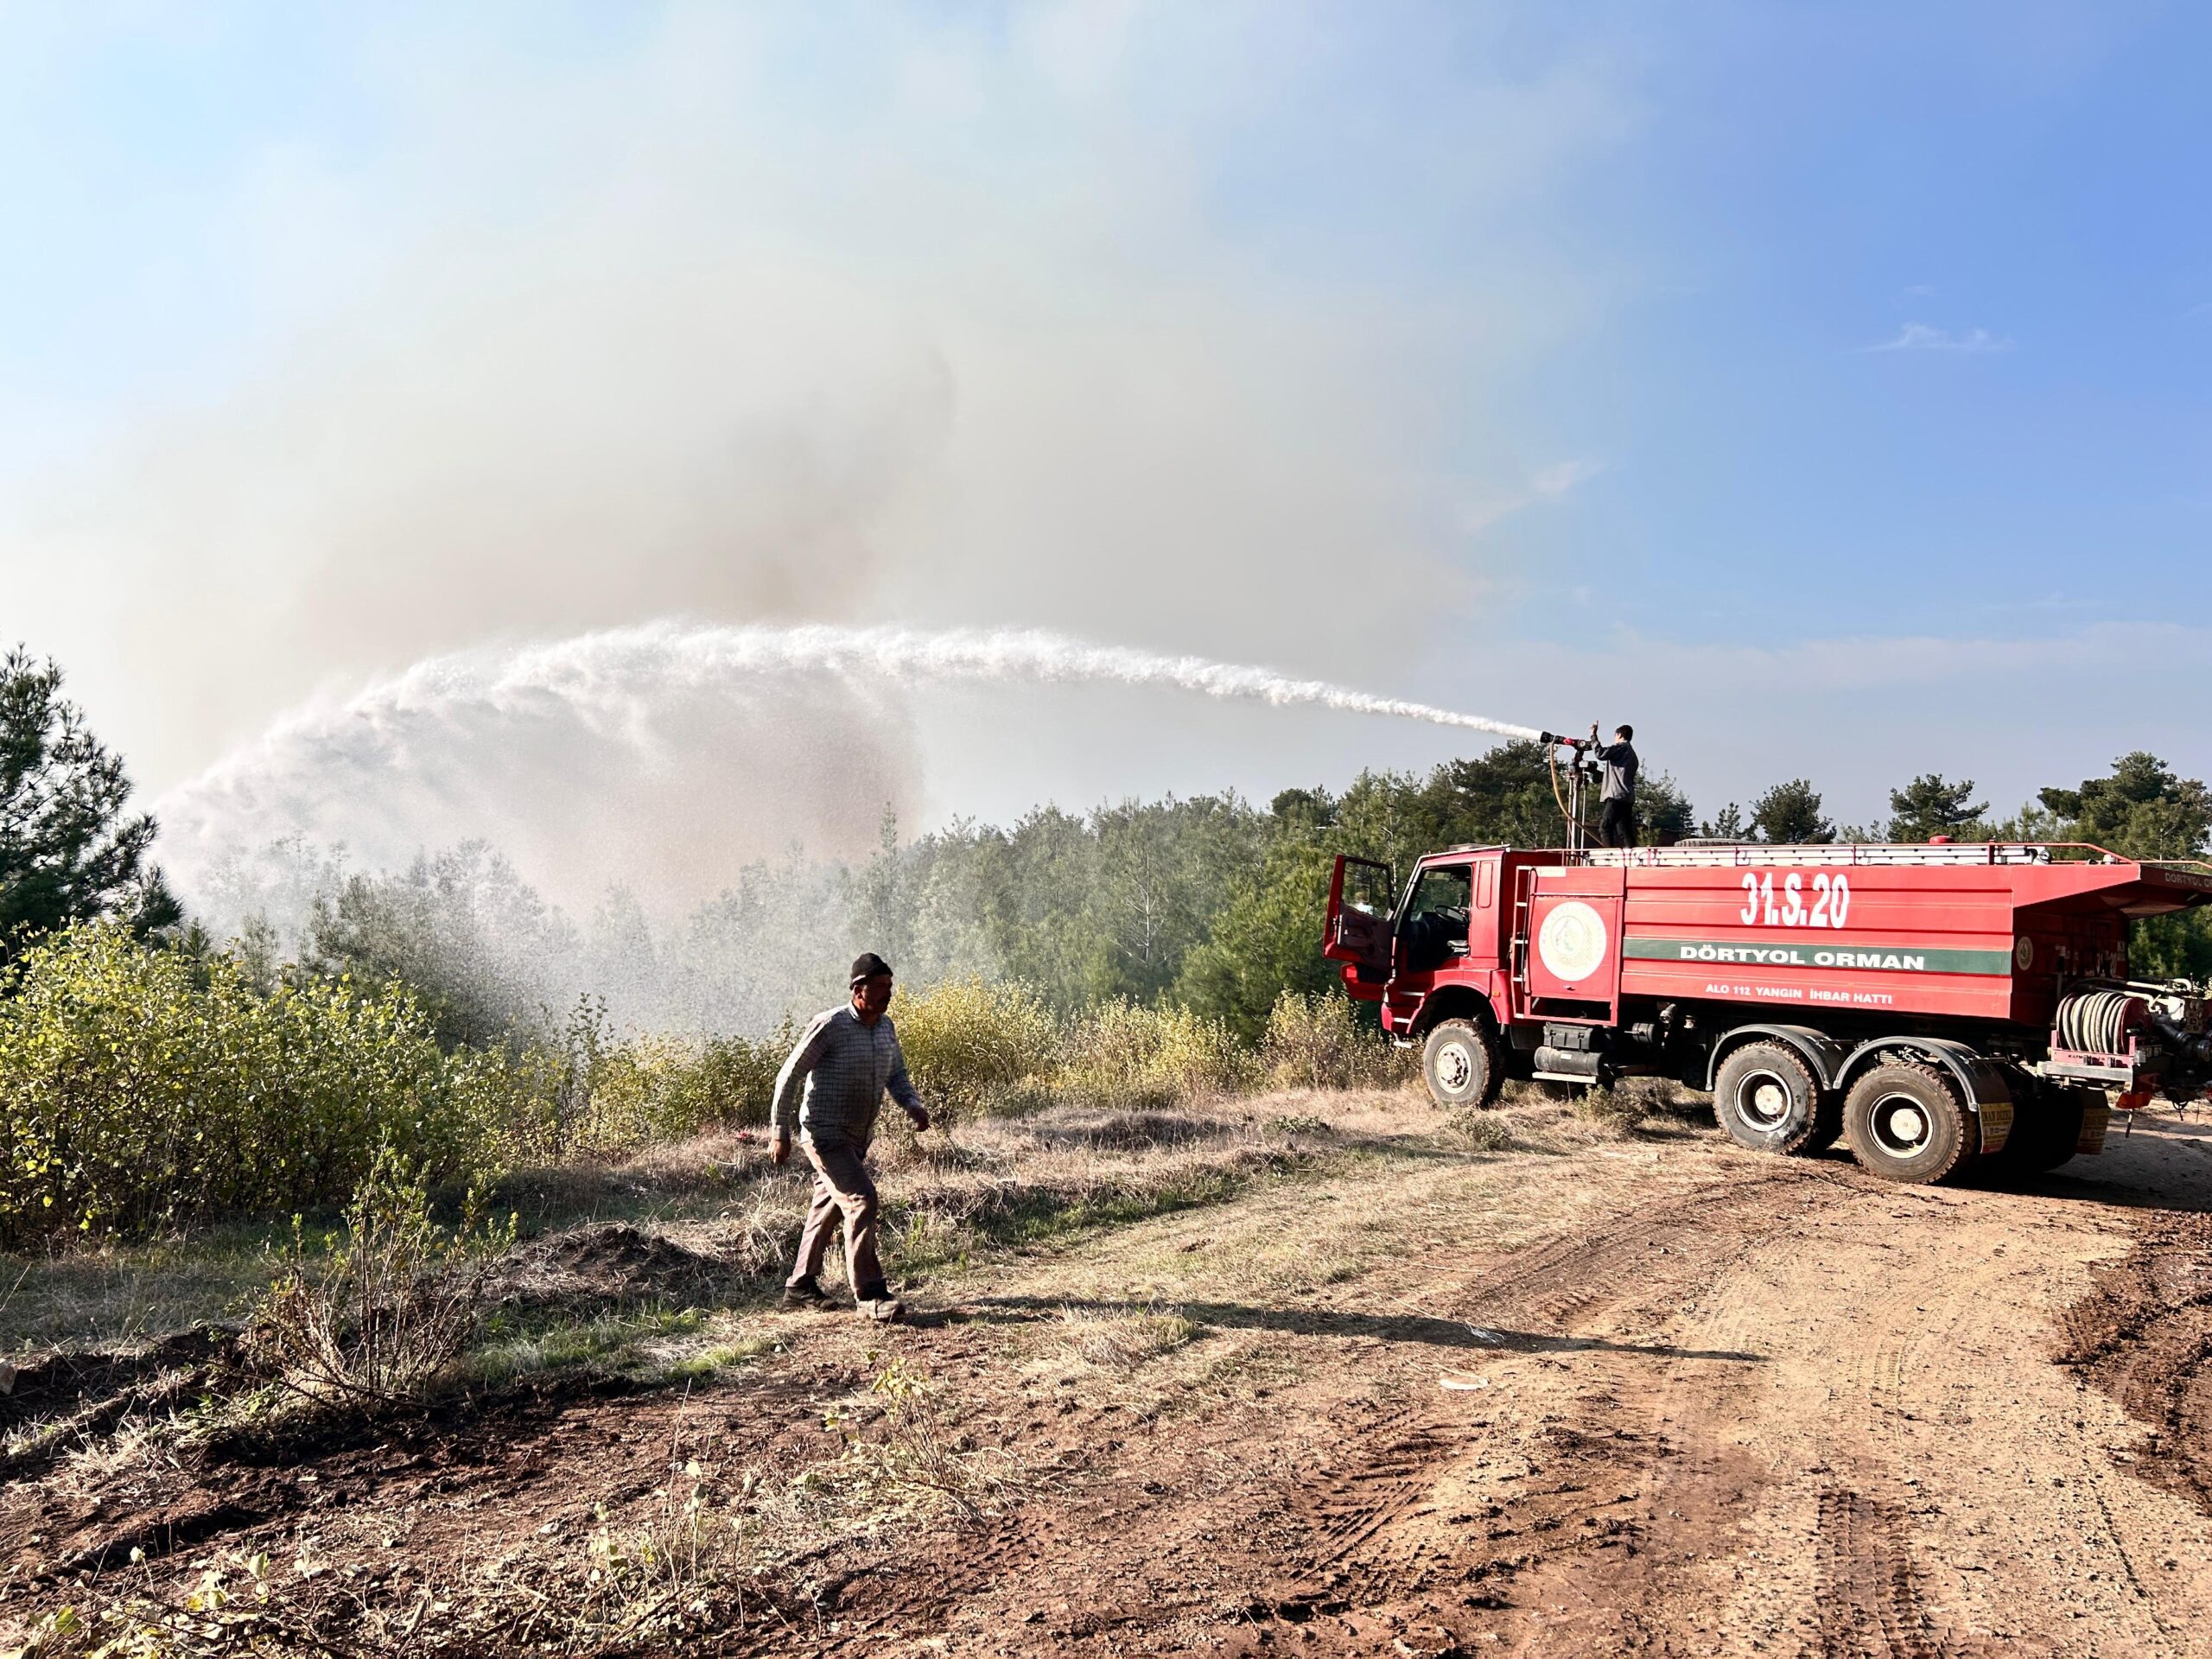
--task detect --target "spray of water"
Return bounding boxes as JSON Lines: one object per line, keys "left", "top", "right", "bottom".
{"left": 613, "top": 621, "right": 1541, "bottom": 736}
{"left": 212, "top": 619, "right": 1535, "bottom": 752}
{"left": 157, "top": 620, "right": 1539, "bottom": 917}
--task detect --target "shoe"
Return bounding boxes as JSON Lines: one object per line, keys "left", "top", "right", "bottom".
{"left": 781, "top": 1276, "right": 835, "bottom": 1311}
{"left": 855, "top": 1281, "right": 906, "bottom": 1323}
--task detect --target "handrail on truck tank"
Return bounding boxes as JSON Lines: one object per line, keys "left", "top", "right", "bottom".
{"left": 1570, "top": 841, "right": 2153, "bottom": 869}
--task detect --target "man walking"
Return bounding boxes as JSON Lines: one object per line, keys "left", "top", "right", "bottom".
{"left": 771, "top": 952, "right": 931, "bottom": 1322}
{"left": 1595, "top": 723, "right": 1638, "bottom": 849}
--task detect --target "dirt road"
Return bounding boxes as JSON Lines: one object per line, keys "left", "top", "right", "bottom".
{"left": 825, "top": 1108, "right": 2212, "bottom": 1657}
{"left": 9, "top": 1095, "right": 2212, "bottom": 1656}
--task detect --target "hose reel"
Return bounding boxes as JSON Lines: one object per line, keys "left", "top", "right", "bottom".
{"left": 2055, "top": 988, "right": 2144, "bottom": 1057}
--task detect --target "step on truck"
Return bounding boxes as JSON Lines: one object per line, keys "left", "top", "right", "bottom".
{"left": 1323, "top": 838, "right": 2212, "bottom": 1183}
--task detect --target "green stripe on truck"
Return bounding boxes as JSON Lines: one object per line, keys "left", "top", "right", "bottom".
{"left": 1623, "top": 938, "right": 2012, "bottom": 975}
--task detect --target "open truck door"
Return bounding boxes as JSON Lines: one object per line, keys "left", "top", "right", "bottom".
{"left": 1325, "top": 855, "right": 1395, "bottom": 996}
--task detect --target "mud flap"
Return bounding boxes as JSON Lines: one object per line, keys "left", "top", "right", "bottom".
{"left": 2077, "top": 1099, "right": 2113, "bottom": 1155}
{"left": 1943, "top": 1053, "right": 2013, "bottom": 1155}
{"left": 1974, "top": 1094, "right": 2013, "bottom": 1154}
{"left": 1964, "top": 1065, "right": 2017, "bottom": 1159}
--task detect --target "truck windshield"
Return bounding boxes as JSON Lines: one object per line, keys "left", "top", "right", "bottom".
{"left": 1402, "top": 864, "right": 1472, "bottom": 971}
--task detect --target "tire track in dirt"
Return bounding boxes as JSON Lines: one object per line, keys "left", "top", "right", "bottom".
{"left": 792, "top": 1160, "right": 1875, "bottom": 1656}
{"left": 1813, "top": 1488, "right": 1947, "bottom": 1659}
{"left": 1627, "top": 1141, "right": 2212, "bottom": 1659}
{"left": 1223, "top": 1163, "right": 1877, "bottom": 1655}
{"left": 710, "top": 1124, "right": 2212, "bottom": 1658}
{"left": 2058, "top": 1211, "right": 2212, "bottom": 1519}
{"left": 1291, "top": 1410, "right": 1463, "bottom": 1574}
{"left": 1211, "top": 1135, "right": 2212, "bottom": 1658}
{"left": 798, "top": 1166, "right": 1825, "bottom": 1657}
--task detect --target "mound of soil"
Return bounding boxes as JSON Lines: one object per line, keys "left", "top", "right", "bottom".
{"left": 2056, "top": 1210, "right": 2212, "bottom": 1515}
{"left": 1, "top": 1327, "right": 232, "bottom": 1434}
{"left": 1, "top": 1327, "right": 238, "bottom": 1486}
{"left": 487, "top": 1221, "right": 735, "bottom": 1315}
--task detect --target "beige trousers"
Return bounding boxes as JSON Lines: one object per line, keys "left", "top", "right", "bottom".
{"left": 787, "top": 1136, "right": 884, "bottom": 1296}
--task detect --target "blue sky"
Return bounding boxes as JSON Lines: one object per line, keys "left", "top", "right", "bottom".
{"left": 3, "top": 2, "right": 2207, "bottom": 893}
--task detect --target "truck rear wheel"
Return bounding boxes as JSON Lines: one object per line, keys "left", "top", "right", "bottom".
{"left": 1842, "top": 1059, "right": 1974, "bottom": 1185}
{"left": 1995, "top": 1084, "right": 2090, "bottom": 1175}
{"left": 1713, "top": 1042, "right": 1830, "bottom": 1155}
{"left": 1423, "top": 1018, "right": 1501, "bottom": 1110}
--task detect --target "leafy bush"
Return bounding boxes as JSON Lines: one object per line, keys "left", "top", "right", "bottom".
{"left": 245, "top": 1146, "right": 514, "bottom": 1411}
{"left": 893, "top": 977, "right": 1058, "bottom": 1120}
{"left": 564, "top": 1025, "right": 786, "bottom": 1158}
{"left": 0, "top": 925, "right": 518, "bottom": 1242}
{"left": 1058, "top": 1000, "right": 1251, "bottom": 1109}
{"left": 1258, "top": 989, "right": 1409, "bottom": 1090}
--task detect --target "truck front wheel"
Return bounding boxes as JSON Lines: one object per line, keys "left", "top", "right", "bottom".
{"left": 1842, "top": 1059, "right": 1974, "bottom": 1185}
{"left": 1423, "top": 1019, "right": 1501, "bottom": 1110}
{"left": 1713, "top": 1041, "right": 1831, "bottom": 1155}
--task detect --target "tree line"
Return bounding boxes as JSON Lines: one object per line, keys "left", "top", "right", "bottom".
{"left": 4, "top": 648, "right": 2209, "bottom": 1046}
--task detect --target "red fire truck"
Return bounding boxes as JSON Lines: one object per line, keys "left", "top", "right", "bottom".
{"left": 1323, "top": 839, "right": 2212, "bottom": 1184}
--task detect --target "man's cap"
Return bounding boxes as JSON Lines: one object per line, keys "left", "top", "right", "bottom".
{"left": 850, "top": 952, "right": 895, "bottom": 986}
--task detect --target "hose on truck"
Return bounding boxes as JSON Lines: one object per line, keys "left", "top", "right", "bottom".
{"left": 1547, "top": 742, "right": 1595, "bottom": 844}
{"left": 2055, "top": 989, "right": 2140, "bottom": 1057}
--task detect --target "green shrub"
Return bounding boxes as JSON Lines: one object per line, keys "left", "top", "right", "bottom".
{"left": 893, "top": 977, "right": 1058, "bottom": 1120}
{"left": 566, "top": 1029, "right": 785, "bottom": 1157}
{"left": 1058, "top": 1000, "right": 1251, "bottom": 1109}
{"left": 0, "top": 925, "right": 515, "bottom": 1242}
{"left": 1258, "top": 990, "right": 1409, "bottom": 1090}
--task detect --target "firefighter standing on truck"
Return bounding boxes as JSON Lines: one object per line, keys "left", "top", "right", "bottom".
{"left": 1594, "top": 723, "right": 1637, "bottom": 848}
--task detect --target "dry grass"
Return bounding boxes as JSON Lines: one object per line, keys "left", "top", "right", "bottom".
{"left": 0, "top": 1236, "right": 275, "bottom": 1357}
{"left": 41, "top": 1411, "right": 181, "bottom": 1500}
{"left": 1054, "top": 1304, "right": 1200, "bottom": 1368}
{"left": 562, "top": 1457, "right": 767, "bottom": 1643}
{"left": 1447, "top": 1110, "right": 1514, "bottom": 1152}
{"left": 411, "top": 1362, "right": 1028, "bottom": 1651}
{"left": 865, "top": 1105, "right": 1333, "bottom": 1275}
{"left": 1572, "top": 1076, "right": 1707, "bottom": 1138}
{"left": 810, "top": 1357, "right": 1027, "bottom": 1522}
{"left": 1573, "top": 1085, "right": 1649, "bottom": 1137}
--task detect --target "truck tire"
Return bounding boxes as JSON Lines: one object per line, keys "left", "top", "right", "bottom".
{"left": 1423, "top": 1019, "right": 1501, "bottom": 1110}
{"left": 1801, "top": 1095, "right": 1846, "bottom": 1155}
{"left": 1842, "top": 1058, "right": 1974, "bottom": 1185}
{"left": 1713, "top": 1042, "right": 1829, "bottom": 1155}
{"left": 1995, "top": 1085, "right": 2090, "bottom": 1175}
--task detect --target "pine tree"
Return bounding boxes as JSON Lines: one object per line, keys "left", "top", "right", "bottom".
{"left": 1885, "top": 774, "right": 1987, "bottom": 842}
{"left": 2, "top": 646, "right": 180, "bottom": 965}
{"left": 1748, "top": 779, "right": 1835, "bottom": 844}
